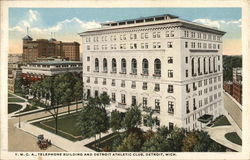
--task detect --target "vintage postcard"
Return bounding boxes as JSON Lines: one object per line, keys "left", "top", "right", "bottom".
{"left": 1, "top": 0, "right": 250, "bottom": 159}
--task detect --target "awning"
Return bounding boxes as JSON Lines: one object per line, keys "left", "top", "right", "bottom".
{"left": 198, "top": 114, "right": 213, "bottom": 123}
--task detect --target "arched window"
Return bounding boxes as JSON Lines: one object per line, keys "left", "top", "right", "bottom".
{"left": 191, "top": 58, "right": 195, "bottom": 76}
{"left": 95, "top": 58, "right": 99, "bottom": 72}
{"left": 213, "top": 57, "right": 216, "bottom": 72}
{"left": 198, "top": 57, "right": 201, "bottom": 75}
{"left": 121, "top": 58, "right": 126, "bottom": 73}
{"left": 154, "top": 59, "right": 161, "bottom": 75}
{"left": 103, "top": 58, "right": 107, "bottom": 72}
{"left": 131, "top": 58, "right": 137, "bottom": 74}
{"left": 112, "top": 58, "right": 117, "bottom": 73}
{"left": 142, "top": 59, "right": 149, "bottom": 75}
{"left": 203, "top": 57, "right": 206, "bottom": 74}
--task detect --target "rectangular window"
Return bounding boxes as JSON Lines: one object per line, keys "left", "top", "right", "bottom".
{"left": 145, "top": 33, "right": 148, "bottom": 39}
{"left": 112, "top": 93, "right": 116, "bottom": 102}
{"left": 141, "top": 33, "right": 144, "bottom": 39}
{"left": 154, "top": 83, "right": 160, "bottom": 92}
{"left": 168, "top": 85, "right": 174, "bottom": 93}
{"left": 168, "top": 101, "right": 174, "bottom": 114}
{"left": 132, "top": 96, "right": 136, "bottom": 106}
{"left": 153, "top": 32, "right": 157, "bottom": 38}
{"left": 167, "top": 42, "right": 173, "bottom": 48}
{"left": 155, "top": 99, "right": 160, "bottom": 112}
{"left": 121, "top": 94, "right": 126, "bottom": 104}
{"left": 186, "top": 70, "right": 188, "bottom": 77}
{"left": 185, "top": 42, "right": 188, "bottom": 48}
{"left": 142, "top": 82, "right": 147, "bottom": 90}
{"left": 168, "top": 70, "right": 173, "bottom": 78}
{"left": 131, "top": 81, "right": 136, "bottom": 89}
{"left": 87, "top": 45, "right": 90, "bottom": 50}
{"left": 168, "top": 57, "right": 173, "bottom": 63}
{"left": 94, "top": 77, "right": 98, "bottom": 84}
{"left": 170, "top": 31, "right": 174, "bottom": 37}
{"left": 112, "top": 79, "right": 116, "bottom": 86}
{"left": 121, "top": 80, "right": 125, "bottom": 87}
{"left": 95, "top": 90, "right": 99, "bottom": 98}
{"left": 186, "top": 101, "right": 190, "bottom": 113}
{"left": 87, "top": 56, "right": 90, "bottom": 61}
{"left": 103, "top": 78, "right": 106, "bottom": 85}
{"left": 86, "top": 77, "right": 90, "bottom": 83}
{"left": 143, "top": 97, "right": 147, "bottom": 108}
{"left": 198, "top": 81, "right": 202, "bottom": 87}
{"left": 87, "top": 89, "right": 91, "bottom": 98}
{"left": 153, "top": 42, "right": 157, "bottom": 48}
{"left": 185, "top": 57, "right": 188, "bottom": 63}
{"left": 166, "top": 31, "right": 169, "bottom": 37}
{"left": 87, "top": 66, "right": 90, "bottom": 72}
{"left": 186, "top": 84, "right": 190, "bottom": 93}
{"left": 157, "top": 42, "right": 161, "bottom": 48}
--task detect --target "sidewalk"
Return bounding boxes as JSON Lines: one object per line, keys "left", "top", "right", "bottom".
{"left": 15, "top": 113, "right": 114, "bottom": 152}
{"left": 204, "top": 126, "right": 241, "bottom": 152}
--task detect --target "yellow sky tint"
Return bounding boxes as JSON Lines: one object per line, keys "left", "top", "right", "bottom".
{"left": 223, "top": 39, "right": 242, "bottom": 55}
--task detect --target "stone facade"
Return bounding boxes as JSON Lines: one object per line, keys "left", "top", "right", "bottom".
{"left": 79, "top": 14, "right": 226, "bottom": 130}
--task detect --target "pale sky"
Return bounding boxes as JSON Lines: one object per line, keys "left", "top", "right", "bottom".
{"left": 9, "top": 8, "right": 242, "bottom": 55}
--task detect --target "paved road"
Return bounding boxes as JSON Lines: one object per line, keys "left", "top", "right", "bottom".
{"left": 204, "top": 126, "right": 241, "bottom": 152}
{"left": 8, "top": 104, "right": 82, "bottom": 152}
{"left": 223, "top": 92, "right": 242, "bottom": 129}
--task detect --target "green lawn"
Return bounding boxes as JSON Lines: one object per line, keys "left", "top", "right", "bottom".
{"left": 225, "top": 132, "right": 242, "bottom": 145}
{"left": 8, "top": 104, "right": 22, "bottom": 114}
{"left": 32, "top": 112, "right": 83, "bottom": 141}
{"left": 17, "top": 105, "right": 38, "bottom": 113}
{"left": 213, "top": 116, "right": 231, "bottom": 127}
{"left": 85, "top": 132, "right": 120, "bottom": 151}
{"left": 8, "top": 97, "right": 25, "bottom": 103}
{"left": 8, "top": 93, "right": 14, "bottom": 97}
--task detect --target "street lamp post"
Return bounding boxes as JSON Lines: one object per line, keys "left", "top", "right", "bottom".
{"left": 18, "top": 116, "right": 21, "bottom": 128}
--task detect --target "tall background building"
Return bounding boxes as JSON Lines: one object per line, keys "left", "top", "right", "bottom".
{"left": 22, "top": 33, "right": 80, "bottom": 62}
{"left": 80, "top": 14, "right": 225, "bottom": 130}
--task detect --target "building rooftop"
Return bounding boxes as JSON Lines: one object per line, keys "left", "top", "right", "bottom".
{"left": 29, "top": 61, "right": 82, "bottom": 65}
{"left": 22, "top": 35, "right": 33, "bottom": 41}
{"left": 79, "top": 14, "right": 226, "bottom": 35}
{"left": 101, "top": 14, "right": 179, "bottom": 27}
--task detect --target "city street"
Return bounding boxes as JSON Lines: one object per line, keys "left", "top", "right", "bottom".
{"left": 8, "top": 103, "right": 82, "bottom": 152}
{"left": 223, "top": 92, "right": 242, "bottom": 130}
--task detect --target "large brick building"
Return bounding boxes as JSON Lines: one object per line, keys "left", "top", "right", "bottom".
{"left": 223, "top": 68, "right": 242, "bottom": 104}
{"left": 22, "top": 35, "right": 80, "bottom": 62}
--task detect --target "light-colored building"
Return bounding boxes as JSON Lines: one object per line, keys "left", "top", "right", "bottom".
{"left": 22, "top": 60, "right": 82, "bottom": 83}
{"left": 79, "top": 14, "right": 226, "bottom": 130}
{"left": 8, "top": 54, "right": 23, "bottom": 63}
{"left": 233, "top": 67, "right": 242, "bottom": 83}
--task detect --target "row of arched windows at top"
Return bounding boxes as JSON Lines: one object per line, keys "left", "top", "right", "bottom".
{"left": 191, "top": 56, "right": 219, "bottom": 76}
{"left": 95, "top": 58, "right": 161, "bottom": 76}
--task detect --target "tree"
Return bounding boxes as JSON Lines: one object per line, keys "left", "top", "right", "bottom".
{"left": 192, "top": 130, "right": 211, "bottom": 151}
{"left": 73, "top": 79, "right": 83, "bottom": 111}
{"left": 76, "top": 95, "right": 109, "bottom": 149}
{"left": 168, "top": 127, "right": 186, "bottom": 151}
{"left": 141, "top": 134, "right": 172, "bottom": 152}
{"left": 143, "top": 106, "right": 157, "bottom": 130}
{"left": 156, "top": 126, "right": 170, "bottom": 139}
{"left": 97, "top": 92, "right": 110, "bottom": 108}
{"left": 122, "top": 105, "right": 142, "bottom": 130}
{"left": 110, "top": 110, "right": 123, "bottom": 133}
{"left": 116, "top": 133, "right": 142, "bottom": 152}
{"left": 181, "top": 132, "right": 198, "bottom": 151}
